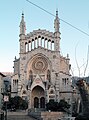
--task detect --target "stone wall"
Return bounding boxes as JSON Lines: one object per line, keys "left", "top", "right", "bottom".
{"left": 41, "top": 112, "right": 63, "bottom": 120}
{"left": 28, "top": 111, "right": 64, "bottom": 120}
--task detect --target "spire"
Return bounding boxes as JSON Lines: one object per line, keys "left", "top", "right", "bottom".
{"left": 56, "top": 9, "right": 58, "bottom": 17}
{"left": 19, "top": 12, "right": 26, "bottom": 35}
{"left": 54, "top": 9, "right": 60, "bottom": 32}
{"left": 22, "top": 12, "right": 24, "bottom": 21}
{"left": 54, "top": 9, "right": 61, "bottom": 51}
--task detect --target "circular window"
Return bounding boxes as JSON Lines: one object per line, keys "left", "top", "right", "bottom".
{"left": 23, "top": 90, "right": 26, "bottom": 94}
{"left": 32, "top": 56, "right": 48, "bottom": 72}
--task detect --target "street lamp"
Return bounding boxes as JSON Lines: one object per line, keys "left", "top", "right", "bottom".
{"left": 4, "top": 94, "right": 9, "bottom": 120}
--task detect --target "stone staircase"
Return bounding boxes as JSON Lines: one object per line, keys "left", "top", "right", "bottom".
{"left": 7, "top": 111, "right": 37, "bottom": 120}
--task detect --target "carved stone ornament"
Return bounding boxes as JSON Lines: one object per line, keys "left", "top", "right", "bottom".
{"left": 32, "top": 56, "right": 48, "bottom": 72}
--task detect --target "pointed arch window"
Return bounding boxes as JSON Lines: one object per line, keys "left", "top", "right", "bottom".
{"left": 50, "top": 89, "right": 54, "bottom": 94}
{"left": 25, "top": 42, "right": 28, "bottom": 52}
{"left": 23, "top": 90, "right": 26, "bottom": 94}
{"left": 38, "top": 36, "right": 41, "bottom": 47}
{"left": 42, "top": 37, "right": 44, "bottom": 48}
{"left": 35, "top": 37, "right": 38, "bottom": 48}
{"left": 52, "top": 41, "right": 54, "bottom": 51}
{"left": 40, "top": 97, "right": 45, "bottom": 108}
{"left": 34, "top": 97, "right": 39, "bottom": 108}
{"left": 28, "top": 41, "right": 31, "bottom": 51}
{"left": 45, "top": 38, "right": 47, "bottom": 49}
{"left": 32, "top": 39, "right": 34, "bottom": 49}
{"left": 48, "top": 39, "right": 51, "bottom": 50}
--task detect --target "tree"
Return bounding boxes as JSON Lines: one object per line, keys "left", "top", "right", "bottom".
{"left": 46, "top": 99, "right": 70, "bottom": 112}
{"left": 46, "top": 100, "right": 58, "bottom": 111}
{"left": 75, "top": 115, "right": 89, "bottom": 120}
{"left": 13, "top": 96, "right": 22, "bottom": 109}
{"left": 20, "top": 99, "right": 28, "bottom": 110}
{"left": 58, "top": 99, "right": 70, "bottom": 112}
{"left": 2, "top": 96, "right": 28, "bottom": 111}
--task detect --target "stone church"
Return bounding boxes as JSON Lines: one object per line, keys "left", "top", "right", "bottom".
{"left": 11, "top": 11, "right": 72, "bottom": 109}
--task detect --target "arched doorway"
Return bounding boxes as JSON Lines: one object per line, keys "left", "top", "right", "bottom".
{"left": 34, "top": 97, "right": 39, "bottom": 108}
{"left": 40, "top": 97, "right": 45, "bottom": 108}
{"left": 31, "top": 86, "right": 45, "bottom": 108}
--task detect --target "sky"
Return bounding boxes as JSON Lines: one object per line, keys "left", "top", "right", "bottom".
{"left": 0, "top": 0, "right": 89, "bottom": 77}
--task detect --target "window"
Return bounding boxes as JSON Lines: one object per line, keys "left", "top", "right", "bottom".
{"left": 45, "top": 38, "right": 47, "bottom": 49}
{"left": 48, "top": 39, "right": 51, "bottom": 50}
{"left": 62, "top": 78, "right": 67, "bottom": 85}
{"left": 35, "top": 38, "right": 38, "bottom": 48}
{"left": 42, "top": 37, "right": 44, "bottom": 48}
{"left": 28, "top": 41, "right": 31, "bottom": 51}
{"left": 50, "top": 90, "right": 54, "bottom": 94}
{"left": 23, "top": 90, "right": 26, "bottom": 94}
{"left": 32, "top": 39, "right": 34, "bottom": 49}
{"left": 52, "top": 41, "right": 54, "bottom": 51}
{"left": 38, "top": 36, "right": 41, "bottom": 47}
{"left": 25, "top": 42, "right": 28, "bottom": 52}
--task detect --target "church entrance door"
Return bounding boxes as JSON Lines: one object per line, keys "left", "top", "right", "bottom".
{"left": 31, "top": 86, "right": 45, "bottom": 108}
{"left": 34, "top": 97, "right": 39, "bottom": 108}
{"left": 40, "top": 97, "right": 45, "bottom": 108}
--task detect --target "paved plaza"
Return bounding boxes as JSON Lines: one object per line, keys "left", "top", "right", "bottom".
{"left": 7, "top": 111, "right": 36, "bottom": 120}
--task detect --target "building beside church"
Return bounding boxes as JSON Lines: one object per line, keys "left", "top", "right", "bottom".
{"left": 11, "top": 11, "right": 72, "bottom": 110}
{"left": 0, "top": 72, "right": 5, "bottom": 109}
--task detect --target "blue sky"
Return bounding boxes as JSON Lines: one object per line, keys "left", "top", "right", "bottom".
{"left": 0, "top": 0, "right": 89, "bottom": 77}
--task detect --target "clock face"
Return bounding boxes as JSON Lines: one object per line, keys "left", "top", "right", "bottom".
{"left": 32, "top": 56, "right": 48, "bottom": 73}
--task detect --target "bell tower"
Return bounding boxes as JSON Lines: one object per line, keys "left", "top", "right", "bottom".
{"left": 54, "top": 10, "right": 61, "bottom": 52}
{"left": 18, "top": 13, "right": 26, "bottom": 96}
{"left": 19, "top": 12, "right": 26, "bottom": 54}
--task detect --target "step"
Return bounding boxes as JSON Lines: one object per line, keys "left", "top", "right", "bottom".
{"left": 6, "top": 111, "right": 36, "bottom": 120}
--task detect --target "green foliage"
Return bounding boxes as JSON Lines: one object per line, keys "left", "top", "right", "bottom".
{"left": 46, "top": 99, "right": 70, "bottom": 112}
{"left": 2, "top": 96, "right": 28, "bottom": 110}
{"left": 13, "top": 96, "right": 22, "bottom": 109}
{"left": 46, "top": 100, "right": 58, "bottom": 111}
{"left": 58, "top": 99, "right": 70, "bottom": 112}
{"left": 75, "top": 115, "right": 89, "bottom": 120}
{"left": 20, "top": 99, "right": 28, "bottom": 110}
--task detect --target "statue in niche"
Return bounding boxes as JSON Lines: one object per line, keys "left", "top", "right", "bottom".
{"left": 28, "top": 70, "right": 33, "bottom": 87}
{"left": 47, "top": 70, "right": 51, "bottom": 83}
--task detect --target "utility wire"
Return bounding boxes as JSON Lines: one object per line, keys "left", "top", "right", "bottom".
{"left": 26, "top": 0, "right": 89, "bottom": 77}
{"left": 26, "top": 0, "right": 89, "bottom": 37}
{"left": 26, "top": 0, "right": 55, "bottom": 17}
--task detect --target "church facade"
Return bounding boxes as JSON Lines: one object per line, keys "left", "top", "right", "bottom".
{"left": 11, "top": 11, "right": 72, "bottom": 109}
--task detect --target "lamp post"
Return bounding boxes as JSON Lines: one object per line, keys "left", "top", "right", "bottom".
{"left": 4, "top": 94, "right": 9, "bottom": 120}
